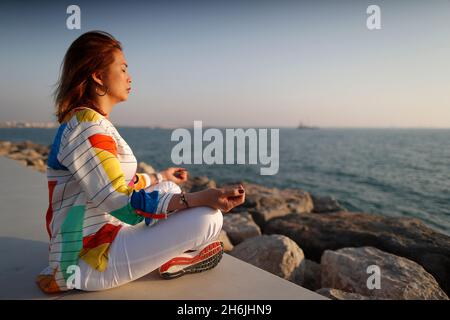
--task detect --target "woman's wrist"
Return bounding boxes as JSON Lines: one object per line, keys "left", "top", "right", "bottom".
{"left": 185, "top": 192, "right": 201, "bottom": 208}
{"left": 167, "top": 192, "right": 203, "bottom": 212}
{"left": 158, "top": 171, "right": 165, "bottom": 181}
{"left": 186, "top": 190, "right": 214, "bottom": 208}
{"left": 150, "top": 172, "right": 164, "bottom": 185}
{"left": 166, "top": 190, "right": 214, "bottom": 213}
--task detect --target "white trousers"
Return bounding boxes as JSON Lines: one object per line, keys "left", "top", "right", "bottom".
{"left": 78, "top": 181, "right": 223, "bottom": 291}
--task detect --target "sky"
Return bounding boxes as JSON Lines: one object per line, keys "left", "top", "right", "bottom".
{"left": 0, "top": 0, "right": 449, "bottom": 128}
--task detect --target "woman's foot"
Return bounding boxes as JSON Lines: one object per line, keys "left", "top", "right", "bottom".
{"left": 159, "top": 241, "right": 224, "bottom": 279}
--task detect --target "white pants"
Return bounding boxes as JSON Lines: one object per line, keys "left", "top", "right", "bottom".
{"left": 78, "top": 181, "right": 223, "bottom": 291}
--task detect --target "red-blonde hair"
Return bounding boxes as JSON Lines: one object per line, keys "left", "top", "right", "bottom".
{"left": 53, "top": 31, "right": 122, "bottom": 123}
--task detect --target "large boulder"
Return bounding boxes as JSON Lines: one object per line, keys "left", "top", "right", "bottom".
{"left": 264, "top": 211, "right": 450, "bottom": 295}
{"left": 15, "top": 140, "right": 38, "bottom": 151}
{"left": 316, "top": 288, "right": 372, "bottom": 300}
{"left": 291, "top": 259, "right": 321, "bottom": 291}
{"left": 222, "top": 212, "right": 261, "bottom": 245}
{"left": 218, "top": 230, "right": 234, "bottom": 252}
{"left": 30, "top": 158, "right": 46, "bottom": 173}
{"left": 0, "top": 141, "right": 12, "bottom": 156}
{"left": 34, "top": 144, "right": 50, "bottom": 157}
{"left": 321, "top": 247, "right": 448, "bottom": 300}
{"left": 238, "top": 182, "right": 313, "bottom": 228}
{"left": 311, "top": 194, "right": 346, "bottom": 213}
{"left": 7, "top": 152, "right": 27, "bottom": 161}
{"left": 21, "top": 148, "right": 43, "bottom": 161}
{"left": 230, "top": 234, "right": 305, "bottom": 281}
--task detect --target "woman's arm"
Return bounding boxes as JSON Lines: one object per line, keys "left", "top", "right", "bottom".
{"left": 165, "top": 185, "right": 245, "bottom": 213}
{"left": 134, "top": 169, "right": 185, "bottom": 189}
{"left": 58, "top": 111, "right": 175, "bottom": 225}
{"left": 145, "top": 168, "right": 188, "bottom": 186}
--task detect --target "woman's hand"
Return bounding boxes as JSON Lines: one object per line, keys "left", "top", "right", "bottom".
{"left": 196, "top": 184, "right": 245, "bottom": 213}
{"left": 160, "top": 167, "right": 189, "bottom": 185}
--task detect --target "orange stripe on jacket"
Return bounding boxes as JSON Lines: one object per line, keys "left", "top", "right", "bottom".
{"left": 88, "top": 134, "right": 117, "bottom": 157}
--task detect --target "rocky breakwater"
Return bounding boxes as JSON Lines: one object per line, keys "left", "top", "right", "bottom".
{"left": 263, "top": 210, "right": 450, "bottom": 298}
{"left": 179, "top": 178, "right": 449, "bottom": 300}
{"left": 1, "top": 140, "right": 448, "bottom": 300}
{"left": 0, "top": 140, "right": 49, "bottom": 173}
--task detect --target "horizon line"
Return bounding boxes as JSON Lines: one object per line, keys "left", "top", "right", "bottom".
{"left": 2, "top": 121, "right": 450, "bottom": 130}
{"left": 114, "top": 125, "right": 450, "bottom": 130}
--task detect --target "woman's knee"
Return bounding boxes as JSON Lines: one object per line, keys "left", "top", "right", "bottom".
{"left": 194, "top": 207, "right": 223, "bottom": 238}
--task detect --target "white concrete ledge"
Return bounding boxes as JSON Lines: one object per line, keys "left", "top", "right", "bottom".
{"left": 0, "top": 157, "right": 326, "bottom": 300}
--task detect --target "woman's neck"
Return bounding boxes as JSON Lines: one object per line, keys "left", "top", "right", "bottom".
{"left": 93, "top": 96, "right": 116, "bottom": 118}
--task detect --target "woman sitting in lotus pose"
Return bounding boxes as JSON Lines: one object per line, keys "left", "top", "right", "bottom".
{"left": 36, "top": 31, "right": 245, "bottom": 293}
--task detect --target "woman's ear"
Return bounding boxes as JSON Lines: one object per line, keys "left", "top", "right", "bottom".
{"left": 91, "top": 72, "right": 104, "bottom": 87}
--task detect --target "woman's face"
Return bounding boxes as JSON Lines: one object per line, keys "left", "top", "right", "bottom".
{"left": 101, "top": 49, "right": 132, "bottom": 103}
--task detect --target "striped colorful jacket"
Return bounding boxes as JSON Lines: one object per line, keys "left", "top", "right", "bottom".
{"left": 36, "top": 107, "right": 175, "bottom": 293}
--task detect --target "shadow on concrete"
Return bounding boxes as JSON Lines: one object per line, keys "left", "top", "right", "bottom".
{"left": 0, "top": 237, "right": 56, "bottom": 299}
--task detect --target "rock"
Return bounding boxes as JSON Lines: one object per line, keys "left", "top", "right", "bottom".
{"left": 34, "top": 144, "right": 50, "bottom": 156}
{"left": 222, "top": 212, "right": 261, "bottom": 245}
{"left": 33, "top": 158, "right": 45, "bottom": 166}
{"left": 32, "top": 159, "right": 47, "bottom": 173}
{"left": 321, "top": 247, "right": 448, "bottom": 300}
{"left": 316, "top": 288, "right": 372, "bottom": 300}
{"left": 311, "top": 195, "right": 346, "bottom": 213}
{"left": 264, "top": 211, "right": 450, "bottom": 295}
{"left": 8, "top": 145, "right": 19, "bottom": 153}
{"left": 25, "top": 158, "right": 35, "bottom": 166}
{"left": 292, "top": 259, "right": 321, "bottom": 291}
{"left": 218, "top": 230, "right": 234, "bottom": 252}
{"left": 230, "top": 234, "right": 304, "bottom": 281}
{"left": 0, "top": 141, "right": 12, "bottom": 155}
{"left": 0, "top": 141, "right": 12, "bottom": 148}
{"left": 15, "top": 140, "right": 37, "bottom": 151}
{"left": 7, "top": 152, "right": 27, "bottom": 161}
{"left": 136, "top": 162, "right": 156, "bottom": 175}
{"left": 241, "top": 182, "right": 313, "bottom": 228}
{"left": 21, "top": 148, "right": 43, "bottom": 160}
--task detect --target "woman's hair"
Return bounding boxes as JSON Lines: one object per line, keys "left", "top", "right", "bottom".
{"left": 53, "top": 31, "right": 122, "bottom": 123}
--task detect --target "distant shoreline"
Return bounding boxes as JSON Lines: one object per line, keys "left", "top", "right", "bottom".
{"left": 1, "top": 125, "right": 450, "bottom": 130}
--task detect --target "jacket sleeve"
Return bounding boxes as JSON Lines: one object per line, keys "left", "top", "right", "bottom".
{"left": 58, "top": 120, "right": 174, "bottom": 225}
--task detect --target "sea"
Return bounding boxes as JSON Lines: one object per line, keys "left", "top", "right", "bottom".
{"left": 1, "top": 127, "right": 449, "bottom": 236}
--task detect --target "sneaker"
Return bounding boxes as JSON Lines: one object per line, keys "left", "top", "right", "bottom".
{"left": 159, "top": 241, "right": 224, "bottom": 279}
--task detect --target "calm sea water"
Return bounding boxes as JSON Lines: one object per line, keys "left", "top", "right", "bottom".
{"left": 1, "top": 127, "right": 449, "bottom": 236}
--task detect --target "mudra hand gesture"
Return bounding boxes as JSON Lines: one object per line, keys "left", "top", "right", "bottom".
{"left": 159, "top": 167, "right": 189, "bottom": 185}
{"left": 201, "top": 184, "right": 245, "bottom": 213}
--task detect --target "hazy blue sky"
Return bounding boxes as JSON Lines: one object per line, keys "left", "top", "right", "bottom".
{"left": 1, "top": 0, "right": 449, "bottom": 128}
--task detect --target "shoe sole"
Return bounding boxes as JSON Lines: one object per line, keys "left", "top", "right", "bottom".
{"left": 159, "top": 241, "right": 224, "bottom": 279}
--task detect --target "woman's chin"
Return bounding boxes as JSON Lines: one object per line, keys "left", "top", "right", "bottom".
{"left": 118, "top": 95, "right": 128, "bottom": 102}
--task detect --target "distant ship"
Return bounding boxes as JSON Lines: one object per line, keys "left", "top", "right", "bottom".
{"left": 297, "top": 121, "right": 319, "bottom": 130}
